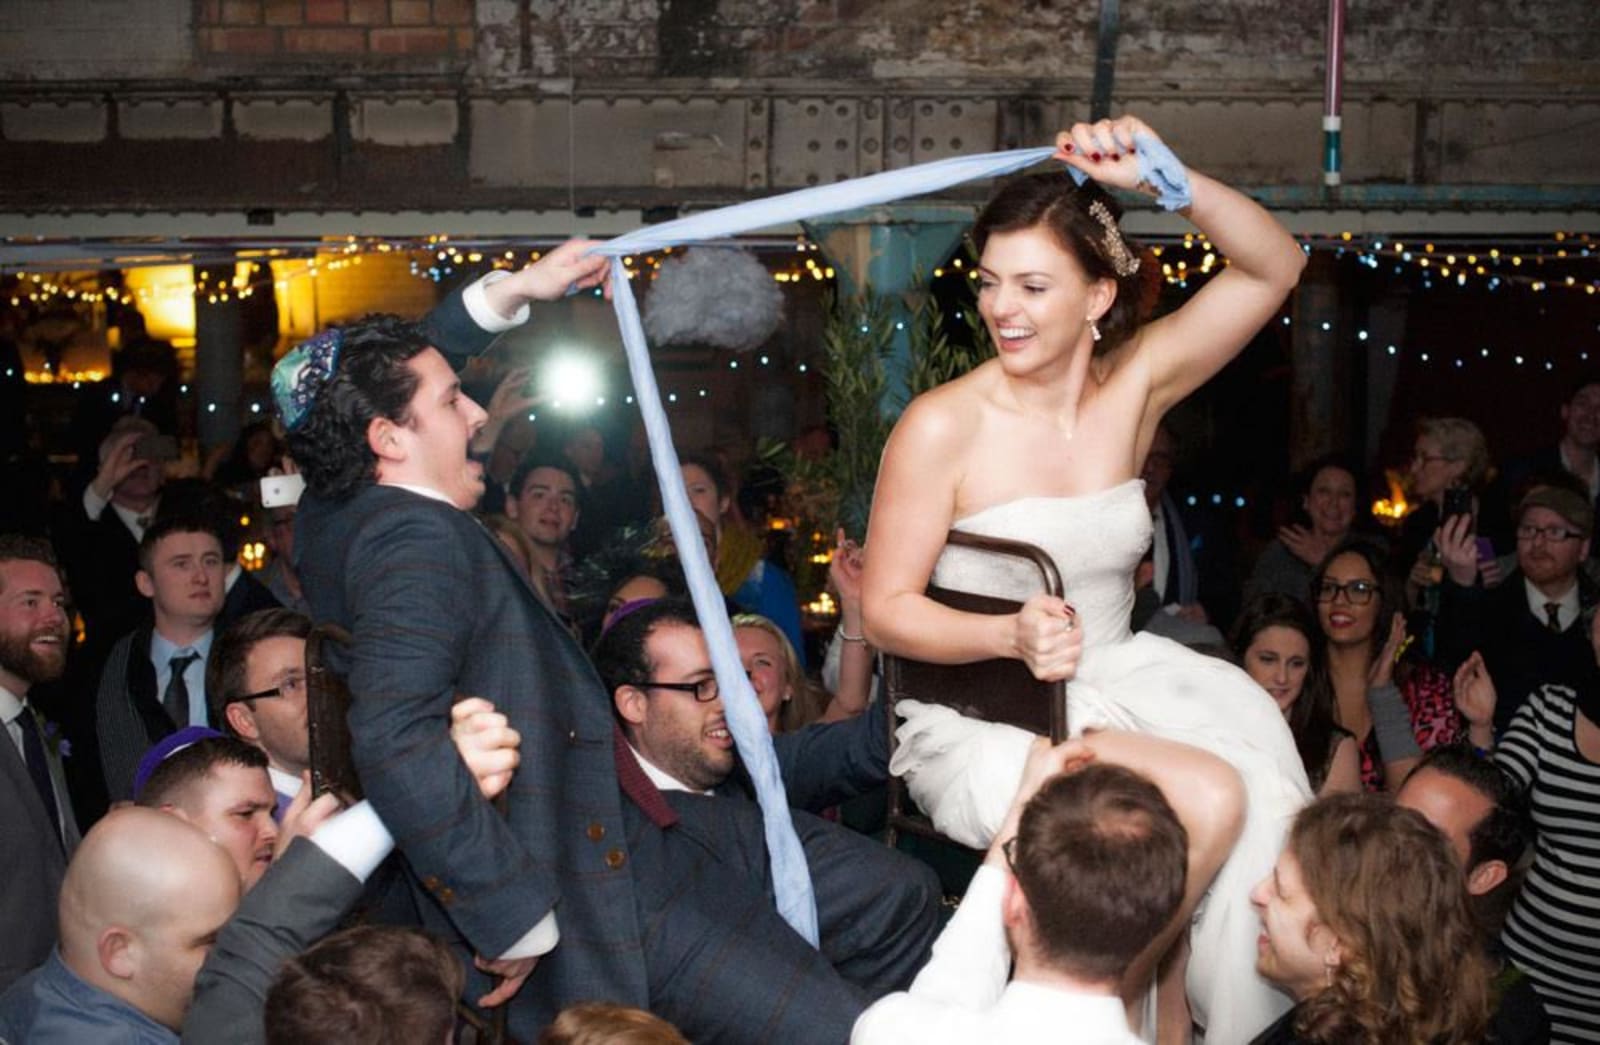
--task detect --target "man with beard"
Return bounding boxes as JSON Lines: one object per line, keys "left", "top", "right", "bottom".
{"left": 1437, "top": 483, "right": 1600, "bottom": 731}
{"left": 0, "top": 535, "right": 81, "bottom": 990}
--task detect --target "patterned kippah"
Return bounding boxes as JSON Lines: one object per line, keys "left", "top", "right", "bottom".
{"left": 270, "top": 327, "right": 343, "bottom": 431}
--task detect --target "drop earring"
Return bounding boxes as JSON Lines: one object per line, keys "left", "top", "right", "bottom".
{"left": 1088, "top": 317, "right": 1103, "bottom": 343}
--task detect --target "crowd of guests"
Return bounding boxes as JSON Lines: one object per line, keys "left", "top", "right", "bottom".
{"left": 3, "top": 266, "right": 1600, "bottom": 1045}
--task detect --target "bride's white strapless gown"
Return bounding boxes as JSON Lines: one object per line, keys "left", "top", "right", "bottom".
{"left": 891, "top": 481, "right": 1310, "bottom": 1044}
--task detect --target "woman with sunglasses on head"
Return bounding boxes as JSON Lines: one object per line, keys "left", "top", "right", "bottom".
{"left": 1311, "top": 538, "right": 1463, "bottom": 791}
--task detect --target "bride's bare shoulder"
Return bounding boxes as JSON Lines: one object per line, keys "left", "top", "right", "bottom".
{"left": 891, "top": 366, "right": 991, "bottom": 449}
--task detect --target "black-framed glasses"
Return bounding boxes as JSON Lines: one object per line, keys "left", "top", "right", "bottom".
{"left": 633, "top": 677, "right": 720, "bottom": 703}
{"left": 226, "top": 672, "right": 308, "bottom": 705}
{"left": 1314, "top": 579, "right": 1377, "bottom": 605}
{"left": 1001, "top": 836, "right": 1020, "bottom": 872}
{"left": 1516, "top": 524, "right": 1585, "bottom": 544}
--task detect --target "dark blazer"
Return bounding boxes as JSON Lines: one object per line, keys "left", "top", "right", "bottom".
{"left": 52, "top": 493, "right": 147, "bottom": 660}
{"left": 768, "top": 699, "right": 889, "bottom": 814}
{"left": 94, "top": 625, "right": 178, "bottom": 802}
{"left": 217, "top": 569, "right": 282, "bottom": 632}
{"left": 297, "top": 482, "right": 648, "bottom": 1036}
{"left": 295, "top": 285, "right": 929, "bottom": 1042}
{"left": 1435, "top": 569, "right": 1600, "bottom": 732}
{"left": 183, "top": 838, "right": 365, "bottom": 1045}
{"left": 0, "top": 709, "right": 80, "bottom": 990}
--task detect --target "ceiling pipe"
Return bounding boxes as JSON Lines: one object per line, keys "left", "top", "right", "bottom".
{"left": 1324, "top": 0, "right": 1346, "bottom": 190}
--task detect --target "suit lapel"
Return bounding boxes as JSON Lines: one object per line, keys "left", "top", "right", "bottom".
{"left": 0, "top": 719, "right": 67, "bottom": 856}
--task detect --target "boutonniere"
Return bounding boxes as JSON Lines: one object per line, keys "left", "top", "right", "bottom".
{"left": 38, "top": 715, "right": 71, "bottom": 760}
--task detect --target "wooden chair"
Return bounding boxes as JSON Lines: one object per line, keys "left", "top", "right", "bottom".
{"left": 304, "top": 622, "right": 364, "bottom": 803}
{"left": 883, "top": 531, "right": 1068, "bottom": 848}
{"left": 303, "top": 622, "right": 514, "bottom": 1043}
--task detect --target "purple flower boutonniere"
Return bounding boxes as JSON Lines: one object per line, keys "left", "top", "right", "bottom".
{"left": 40, "top": 718, "right": 71, "bottom": 760}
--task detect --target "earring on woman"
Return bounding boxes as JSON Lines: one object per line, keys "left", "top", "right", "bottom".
{"left": 1088, "top": 317, "right": 1103, "bottom": 342}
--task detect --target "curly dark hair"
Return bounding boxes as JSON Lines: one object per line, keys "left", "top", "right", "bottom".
{"left": 284, "top": 315, "right": 433, "bottom": 501}
{"left": 971, "top": 172, "right": 1148, "bottom": 354}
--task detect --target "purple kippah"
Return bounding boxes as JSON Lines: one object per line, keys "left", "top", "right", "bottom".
{"left": 601, "top": 597, "right": 660, "bottom": 637}
{"left": 132, "top": 725, "right": 225, "bottom": 801}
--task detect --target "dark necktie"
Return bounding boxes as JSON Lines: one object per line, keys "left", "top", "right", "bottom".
{"left": 163, "top": 651, "right": 201, "bottom": 727}
{"left": 15, "top": 708, "right": 62, "bottom": 844}
{"left": 1545, "top": 602, "right": 1562, "bottom": 632}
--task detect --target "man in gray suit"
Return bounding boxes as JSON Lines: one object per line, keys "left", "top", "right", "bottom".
{"left": 595, "top": 599, "right": 939, "bottom": 1040}
{"left": 285, "top": 244, "right": 921, "bottom": 1042}
{"left": 0, "top": 535, "right": 81, "bottom": 991}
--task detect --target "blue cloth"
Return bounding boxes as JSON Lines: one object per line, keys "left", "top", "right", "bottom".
{"left": 1063, "top": 131, "right": 1192, "bottom": 212}
{"left": 592, "top": 146, "right": 1066, "bottom": 944}
{"left": 0, "top": 949, "right": 178, "bottom": 1044}
{"left": 732, "top": 560, "right": 807, "bottom": 670}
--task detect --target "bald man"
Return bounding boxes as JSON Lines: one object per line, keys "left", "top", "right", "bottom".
{"left": 0, "top": 799, "right": 406, "bottom": 1045}
{"left": 0, "top": 807, "right": 240, "bottom": 1042}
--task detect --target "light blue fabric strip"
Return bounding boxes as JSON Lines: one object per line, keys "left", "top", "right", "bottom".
{"left": 596, "top": 147, "right": 1056, "bottom": 256}
{"left": 1061, "top": 131, "right": 1192, "bottom": 212}
{"left": 596, "top": 145, "right": 1064, "bottom": 944}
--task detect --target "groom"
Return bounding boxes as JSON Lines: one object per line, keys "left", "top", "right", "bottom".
{"left": 282, "top": 244, "right": 905, "bottom": 1041}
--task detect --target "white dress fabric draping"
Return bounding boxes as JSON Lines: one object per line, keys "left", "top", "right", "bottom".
{"left": 891, "top": 482, "right": 1310, "bottom": 1043}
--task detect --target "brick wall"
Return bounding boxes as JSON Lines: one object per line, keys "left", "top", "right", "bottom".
{"left": 197, "top": 0, "right": 473, "bottom": 66}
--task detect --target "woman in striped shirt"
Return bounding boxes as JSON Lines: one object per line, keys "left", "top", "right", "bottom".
{"left": 1456, "top": 621, "right": 1600, "bottom": 1044}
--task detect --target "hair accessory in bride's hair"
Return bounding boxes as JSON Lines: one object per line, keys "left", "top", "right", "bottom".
{"left": 1088, "top": 199, "right": 1140, "bottom": 278}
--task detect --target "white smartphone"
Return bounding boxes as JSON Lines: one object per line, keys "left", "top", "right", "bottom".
{"left": 259, "top": 473, "right": 306, "bottom": 509}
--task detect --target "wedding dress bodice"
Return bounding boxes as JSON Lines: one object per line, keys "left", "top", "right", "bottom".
{"left": 934, "top": 479, "right": 1150, "bottom": 652}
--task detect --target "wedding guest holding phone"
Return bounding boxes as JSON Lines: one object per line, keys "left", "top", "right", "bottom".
{"left": 1435, "top": 481, "right": 1600, "bottom": 733}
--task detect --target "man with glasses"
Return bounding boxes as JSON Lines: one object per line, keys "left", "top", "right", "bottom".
{"left": 207, "top": 609, "right": 315, "bottom": 817}
{"left": 592, "top": 598, "right": 940, "bottom": 1042}
{"left": 1436, "top": 483, "right": 1600, "bottom": 732}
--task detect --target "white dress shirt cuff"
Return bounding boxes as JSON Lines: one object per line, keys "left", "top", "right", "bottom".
{"left": 499, "top": 911, "right": 560, "bottom": 959}
{"left": 82, "top": 484, "right": 109, "bottom": 521}
{"left": 307, "top": 800, "right": 394, "bottom": 882}
{"left": 461, "top": 270, "right": 530, "bottom": 332}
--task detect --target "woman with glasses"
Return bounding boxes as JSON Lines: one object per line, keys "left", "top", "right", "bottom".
{"left": 1312, "top": 538, "right": 1463, "bottom": 791}
{"left": 1401, "top": 417, "right": 1494, "bottom": 607}
{"left": 1230, "top": 593, "right": 1360, "bottom": 795}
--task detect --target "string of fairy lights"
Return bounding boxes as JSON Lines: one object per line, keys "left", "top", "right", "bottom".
{"left": 4, "top": 230, "right": 1596, "bottom": 401}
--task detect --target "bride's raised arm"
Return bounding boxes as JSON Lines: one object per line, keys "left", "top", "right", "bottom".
{"left": 861, "top": 388, "right": 1082, "bottom": 681}
{"left": 1059, "top": 117, "right": 1306, "bottom": 425}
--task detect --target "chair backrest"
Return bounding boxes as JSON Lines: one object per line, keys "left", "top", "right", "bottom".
{"left": 883, "top": 530, "right": 1067, "bottom": 847}
{"left": 305, "top": 623, "right": 364, "bottom": 803}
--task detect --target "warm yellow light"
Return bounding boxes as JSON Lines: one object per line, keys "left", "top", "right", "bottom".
{"left": 123, "top": 265, "right": 197, "bottom": 344}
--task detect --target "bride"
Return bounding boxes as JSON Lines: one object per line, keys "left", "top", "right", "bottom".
{"left": 861, "top": 116, "right": 1311, "bottom": 1044}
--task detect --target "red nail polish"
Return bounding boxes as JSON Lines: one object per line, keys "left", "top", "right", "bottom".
{"left": 1110, "top": 152, "right": 1122, "bottom": 161}
{"left": 1062, "top": 143, "right": 1075, "bottom": 153}
{"left": 1090, "top": 152, "right": 1103, "bottom": 162}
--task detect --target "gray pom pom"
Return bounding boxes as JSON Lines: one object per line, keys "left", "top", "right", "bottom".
{"left": 643, "top": 247, "right": 784, "bottom": 354}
